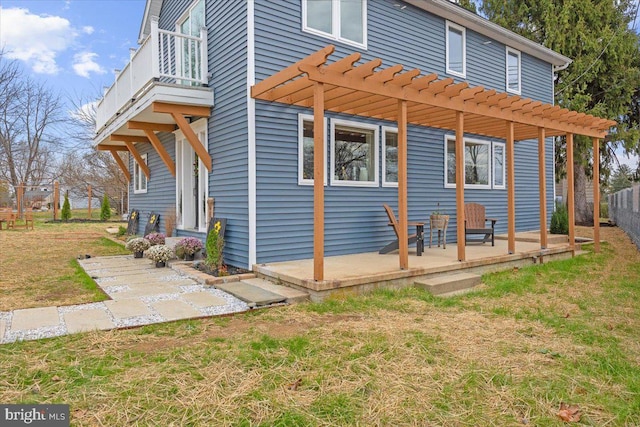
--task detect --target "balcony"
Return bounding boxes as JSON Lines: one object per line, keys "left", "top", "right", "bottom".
{"left": 94, "top": 17, "right": 214, "bottom": 145}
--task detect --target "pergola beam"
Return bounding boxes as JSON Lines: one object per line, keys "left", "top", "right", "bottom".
{"left": 109, "top": 149, "right": 130, "bottom": 182}
{"left": 123, "top": 141, "right": 150, "bottom": 179}
{"left": 152, "top": 102, "right": 212, "bottom": 171}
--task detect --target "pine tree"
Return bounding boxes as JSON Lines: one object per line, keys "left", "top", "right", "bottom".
{"left": 61, "top": 192, "right": 71, "bottom": 221}
{"left": 476, "top": 0, "right": 640, "bottom": 224}
{"left": 100, "top": 194, "right": 111, "bottom": 221}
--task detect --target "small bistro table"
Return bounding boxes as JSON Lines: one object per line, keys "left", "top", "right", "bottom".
{"left": 429, "top": 215, "right": 449, "bottom": 249}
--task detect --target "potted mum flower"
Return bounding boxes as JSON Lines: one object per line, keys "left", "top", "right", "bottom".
{"left": 174, "top": 237, "right": 204, "bottom": 261}
{"left": 144, "top": 232, "right": 166, "bottom": 246}
{"left": 145, "top": 244, "right": 175, "bottom": 268}
{"left": 125, "top": 237, "right": 151, "bottom": 258}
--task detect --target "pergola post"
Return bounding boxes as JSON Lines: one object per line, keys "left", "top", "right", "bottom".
{"left": 455, "top": 111, "right": 465, "bottom": 261}
{"left": 592, "top": 137, "right": 600, "bottom": 252}
{"left": 566, "top": 133, "right": 576, "bottom": 252}
{"left": 313, "top": 82, "right": 325, "bottom": 281}
{"left": 506, "top": 121, "right": 516, "bottom": 254}
{"left": 538, "top": 127, "right": 548, "bottom": 249}
{"left": 397, "top": 100, "right": 408, "bottom": 270}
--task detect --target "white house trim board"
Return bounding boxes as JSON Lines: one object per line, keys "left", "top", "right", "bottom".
{"left": 298, "top": 113, "right": 328, "bottom": 186}
{"left": 330, "top": 118, "right": 379, "bottom": 188}
{"left": 174, "top": 118, "right": 208, "bottom": 232}
{"left": 445, "top": 20, "right": 466, "bottom": 78}
{"left": 382, "top": 126, "right": 399, "bottom": 188}
{"left": 301, "top": 0, "right": 368, "bottom": 49}
{"left": 247, "top": 0, "right": 257, "bottom": 269}
{"left": 506, "top": 47, "right": 521, "bottom": 95}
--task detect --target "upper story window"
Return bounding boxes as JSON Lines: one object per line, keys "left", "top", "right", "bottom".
{"left": 506, "top": 47, "right": 521, "bottom": 94}
{"left": 382, "top": 126, "right": 398, "bottom": 187}
{"left": 178, "top": 0, "right": 204, "bottom": 36}
{"left": 303, "top": 0, "right": 367, "bottom": 48}
{"left": 331, "top": 119, "right": 378, "bottom": 187}
{"left": 134, "top": 154, "right": 148, "bottom": 194}
{"left": 446, "top": 21, "right": 466, "bottom": 78}
{"left": 298, "top": 114, "right": 327, "bottom": 186}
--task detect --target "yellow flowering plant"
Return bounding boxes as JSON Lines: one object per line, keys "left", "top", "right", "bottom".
{"left": 205, "top": 220, "right": 224, "bottom": 271}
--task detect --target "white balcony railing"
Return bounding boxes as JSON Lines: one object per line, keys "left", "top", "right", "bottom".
{"left": 96, "top": 17, "right": 208, "bottom": 131}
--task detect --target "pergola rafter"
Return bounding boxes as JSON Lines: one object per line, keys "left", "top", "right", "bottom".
{"left": 251, "top": 45, "right": 614, "bottom": 281}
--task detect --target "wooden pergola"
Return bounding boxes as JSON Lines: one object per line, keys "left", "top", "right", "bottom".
{"left": 251, "top": 45, "right": 615, "bottom": 281}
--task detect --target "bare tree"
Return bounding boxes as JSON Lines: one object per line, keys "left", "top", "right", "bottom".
{"left": 0, "top": 54, "right": 63, "bottom": 193}
{"left": 60, "top": 93, "right": 129, "bottom": 214}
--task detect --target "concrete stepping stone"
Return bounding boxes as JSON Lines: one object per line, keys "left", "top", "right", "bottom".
{"left": 216, "top": 281, "right": 286, "bottom": 306}
{"left": 105, "top": 299, "right": 152, "bottom": 319}
{"left": 108, "top": 284, "right": 179, "bottom": 300}
{"left": 12, "top": 307, "right": 60, "bottom": 331}
{"left": 64, "top": 309, "right": 115, "bottom": 333}
{"left": 241, "top": 278, "right": 309, "bottom": 304}
{"left": 182, "top": 292, "right": 227, "bottom": 308}
{"left": 151, "top": 300, "right": 202, "bottom": 321}
{"left": 0, "top": 319, "right": 6, "bottom": 341}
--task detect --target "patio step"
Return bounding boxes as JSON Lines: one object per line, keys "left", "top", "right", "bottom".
{"left": 215, "top": 278, "right": 309, "bottom": 307}
{"left": 414, "top": 273, "right": 482, "bottom": 296}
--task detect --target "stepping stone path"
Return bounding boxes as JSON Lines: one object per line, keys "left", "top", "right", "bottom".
{"left": 0, "top": 255, "right": 305, "bottom": 344}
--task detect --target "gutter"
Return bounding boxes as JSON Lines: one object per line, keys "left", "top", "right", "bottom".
{"left": 405, "top": 0, "right": 572, "bottom": 67}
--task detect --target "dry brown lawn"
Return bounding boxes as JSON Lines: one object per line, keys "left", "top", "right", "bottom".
{"left": 0, "top": 225, "right": 638, "bottom": 426}
{"left": 0, "top": 220, "right": 127, "bottom": 311}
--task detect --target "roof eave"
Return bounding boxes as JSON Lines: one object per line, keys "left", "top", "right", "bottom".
{"left": 138, "top": 0, "right": 163, "bottom": 44}
{"left": 405, "top": 0, "right": 572, "bottom": 68}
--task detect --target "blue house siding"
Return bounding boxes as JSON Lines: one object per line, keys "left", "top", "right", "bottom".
{"left": 128, "top": 133, "right": 176, "bottom": 236}
{"left": 253, "top": 0, "right": 556, "bottom": 263}
{"left": 207, "top": 0, "right": 249, "bottom": 268}
{"left": 127, "top": 0, "right": 250, "bottom": 267}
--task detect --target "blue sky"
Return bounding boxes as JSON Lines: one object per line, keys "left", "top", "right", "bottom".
{"left": 0, "top": 0, "right": 146, "bottom": 103}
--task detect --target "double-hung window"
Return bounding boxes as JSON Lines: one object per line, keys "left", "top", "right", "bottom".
{"left": 331, "top": 119, "right": 378, "bottom": 187}
{"left": 446, "top": 21, "right": 466, "bottom": 78}
{"left": 506, "top": 47, "right": 521, "bottom": 94}
{"left": 444, "top": 136, "right": 493, "bottom": 189}
{"left": 133, "top": 154, "right": 148, "bottom": 194}
{"left": 382, "top": 126, "right": 398, "bottom": 187}
{"left": 303, "top": 0, "right": 367, "bottom": 48}
{"left": 298, "top": 114, "right": 327, "bottom": 185}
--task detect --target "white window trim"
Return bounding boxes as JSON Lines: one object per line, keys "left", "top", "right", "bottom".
{"left": 506, "top": 47, "right": 522, "bottom": 94}
{"left": 446, "top": 21, "right": 466, "bottom": 78}
{"left": 174, "top": 118, "right": 209, "bottom": 232}
{"left": 298, "top": 113, "right": 328, "bottom": 186}
{"left": 330, "top": 118, "right": 379, "bottom": 187}
{"left": 133, "top": 153, "right": 148, "bottom": 194}
{"left": 382, "top": 126, "right": 398, "bottom": 188}
{"left": 302, "top": 0, "right": 368, "bottom": 49}
{"left": 444, "top": 135, "right": 492, "bottom": 190}
{"left": 492, "top": 142, "right": 506, "bottom": 189}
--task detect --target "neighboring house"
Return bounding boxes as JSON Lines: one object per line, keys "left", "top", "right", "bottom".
{"left": 94, "top": 0, "right": 613, "bottom": 273}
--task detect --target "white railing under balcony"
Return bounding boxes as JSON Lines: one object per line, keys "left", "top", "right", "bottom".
{"left": 96, "top": 16, "right": 208, "bottom": 131}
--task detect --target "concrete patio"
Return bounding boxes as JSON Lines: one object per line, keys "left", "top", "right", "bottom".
{"left": 255, "top": 233, "right": 580, "bottom": 301}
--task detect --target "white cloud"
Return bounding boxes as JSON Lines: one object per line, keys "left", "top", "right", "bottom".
{"left": 69, "top": 100, "right": 97, "bottom": 123}
{"left": 0, "top": 7, "right": 74, "bottom": 74}
{"left": 72, "top": 52, "right": 106, "bottom": 78}
{"left": 82, "top": 26, "right": 94, "bottom": 35}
